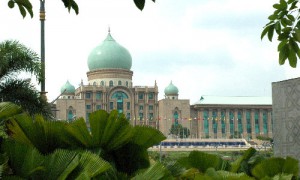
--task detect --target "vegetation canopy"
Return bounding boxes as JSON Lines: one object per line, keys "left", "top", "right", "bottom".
{"left": 7, "top": 0, "right": 156, "bottom": 18}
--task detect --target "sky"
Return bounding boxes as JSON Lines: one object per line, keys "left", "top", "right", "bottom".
{"left": 1, "top": 0, "right": 299, "bottom": 104}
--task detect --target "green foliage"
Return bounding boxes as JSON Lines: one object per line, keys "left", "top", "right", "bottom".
{"left": 134, "top": 0, "right": 155, "bottom": 11}
{"left": 5, "top": 109, "right": 166, "bottom": 177}
{"left": 178, "top": 151, "right": 230, "bottom": 173}
{"left": 132, "top": 161, "right": 172, "bottom": 180}
{"left": 8, "top": 0, "right": 155, "bottom": 18}
{"left": 169, "top": 124, "right": 190, "bottom": 138}
{"left": 0, "top": 40, "right": 52, "bottom": 118}
{"left": 230, "top": 147, "right": 258, "bottom": 174}
{"left": 262, "top": 0, "right": 300, "bottom": 67}
{"left": 2, "top": 140, "right": 111, "bottom": 179}
{"left": 197, "top": 168, "right": 254, "bottom": 180}
{"left": 251, "top": 156, "right": 299, "bottom": 179}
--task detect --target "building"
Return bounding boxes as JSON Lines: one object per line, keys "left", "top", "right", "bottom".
{"left": 55, "top": 30, "right": 273, "bottom": 140}
{"left": 56, "top": 30, "right": 159, "bottom": 127}
{"left": 158, "top": 81, "right": 190, "bottom": 137}
{"left": 190, "top": 96, "right": 272, "bottom": 140}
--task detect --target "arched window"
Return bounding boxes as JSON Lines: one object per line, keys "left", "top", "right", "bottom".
{"left": 101, "top": 81, "right": 104, "bottom": 86}
{"left": 93, "top": 81, "right": 96, "bottom": 86}
{"left": 111, "top": 91, "right": 129, "bottom": 113}
{"left": 126, "top": 81, "right": 128, "bottom": 87}
{"left": 118, "top": 80, "right": 122, "bottom": 86}
{"left": 109, "top": 80, "right": 113, "bottom": 87}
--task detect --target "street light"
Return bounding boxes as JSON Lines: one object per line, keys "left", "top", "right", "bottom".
{"left": 40, "top": 0, "right": 46, "bottom": 99}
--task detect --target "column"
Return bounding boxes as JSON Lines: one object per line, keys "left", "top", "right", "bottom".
{"left": 267, "top": 110, "right": 272, "bottom": 138}
{"left": 225, "top": 109, "right": 230, "bottom": 138}
{"left": 251, "top": 109, "right": 256, "bottom": 139}
{"left": 217, "top": 109, "right": 222, "bottom": 138}
{"left": 242, "top": 109, "right": 247, "bottom": 139}
{"left": 198, "top": 109, "right": 203, "bottom": 139}
{"left": 208, "top": 109, "right": 213, "bottom": 139}
{"left": 259, "top": 109, "right": 264, "bottom": 136}
{"left": 234, "top": 109, "right": 238, "bottom": 135}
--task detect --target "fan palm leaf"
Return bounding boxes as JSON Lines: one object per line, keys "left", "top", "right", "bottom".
{"left": 0, "top": 102, "right": 22, "bottom": 122}
{"left": 89, "top": 110, "right": 133, "bottom": 151}
{"left": 132, "top": 161, "right": 172, "bottom": 180}
{"left": 6, "top": 114, "right": 68, "bottom": 154}
{"left": 196, "top": 168, "right": 254, "bottom": 180}
{"left": 251, "top": 156, "right": 298, "bottom": 179}
{"left": 2, "top": 140, "right": 44, "bottom": 178}
{"left": 178, "top": 151, "right": 230, "bottom": 173}
{"left": 230, "top": 147, "right": 257, "bottom": 174}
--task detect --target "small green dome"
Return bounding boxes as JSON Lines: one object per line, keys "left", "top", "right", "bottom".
{"left": 61, "top": 80, "right": 75, "bottom": 94}
{"left": 87, "top": 32, "right": 132, "bottom": 71}
{"left": 164, "top": 81, "right": 179, "bottom": 95}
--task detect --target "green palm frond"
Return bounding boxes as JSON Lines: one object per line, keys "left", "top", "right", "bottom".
{"left": 251, "top": 156, "right": 298, "bottom": 179}
{"left": 0, "top": 102, "right": 22, "bottom": 122}
{"left": 63, "top": 118, "right": 93, "bottom": 148}
{"left": 131, "top": 125, "right": 166, "bottom": 149}
{"left": 198, "top": 168, "right": 254, "bottom": 180}
{"left": 3, "top": 140, "right": 44, "bottom": 178}
{"left": 230, "top": 147, "right": 257, "bottom": 173}
{"left": 178, "top": 151, "right": 229, "bottom": 173}
{"left": 89, "top": 110, "right": 133, "bottom": 151}
{"left": 0, "top": 80, "right": 52, "bottom": 118}
{"left": 42, "top": 149, "right": 79, "bottom": 180}
{"left": 71, "top": 151, "right": 112, "bottom": 179}
{"left": 132, "top": 161, "right": 172, "bottom": 180}
{"left": 6, "top": 114, "right": 68, "bottom": 154}
{"left": 0, "top": 40, "right": 40, "bottom": 80}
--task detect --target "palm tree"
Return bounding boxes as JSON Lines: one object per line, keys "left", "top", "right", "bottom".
{"left": 0, "top": 40, "right": 52, "bottom": 118}
{"left": 5, "top": 109, "right": 166, "bottom": 178}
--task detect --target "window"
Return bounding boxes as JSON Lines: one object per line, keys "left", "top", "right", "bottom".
{"left": 139, "top": 105, "right": 143, "bottom": 110}
{"left": 138, "top": 92, "right": 144, "bottom": 99}
{"left": 110, "top": 102, "right": 114, "bottom": 110}
{"left": 101, "top": 81, "right": 104, "bottom": 86}
{"left": 149, "top": 113, "right": 153, "bottom": 120}
{"left": 86, "top": 92, "right": 91, "bottom": 99}
{"left": 96, "top": 91, "right": 102, "bottom": 100}
{"left": 96, "top": 105, "right": 101, "bottom": 110}
{"left": 118, "top": 80, "right": 122, "bottom": 86}
{"left": 86, "top": 105, "right": 91, "bottom": 110}
{"left": 126, "top": 113, "right": 130, "bottom": 120}
{"left": 93, "top": 81, "right": 96, "bottom": 86}
{"left": 126, "top": 81, "right": 128, "bottom": 87}
{"left": 127, "top": 102, "right": 130, "bottom": 110}
{"left": 109, "top": 80, "right": 113, "bottom": 87}
{"left": 148, "top": 92, "right": 154, "bottom": 99}
{"left": 139, "top": 113, "right": 143, "bottom": 120}
{"left": 149, "top": 105, "right": 153, "bottom": 111}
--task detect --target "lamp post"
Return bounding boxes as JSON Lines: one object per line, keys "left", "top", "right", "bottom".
{"left": 40, "top": 0, "right": 46, "bottom": 99}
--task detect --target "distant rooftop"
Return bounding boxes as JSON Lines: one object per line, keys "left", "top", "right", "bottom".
{"left": 193, "top": 95, "right": 272, "bottom": 105}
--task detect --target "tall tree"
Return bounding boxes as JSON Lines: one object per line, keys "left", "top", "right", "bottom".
{"left": 262, "top": 0, "right": 300, "bottom": 67}
{"left": 7, "top": 0, "right": 156, "bottom": 18}
{"left": 0, "top": 40, "right": 52, "bottom": 118}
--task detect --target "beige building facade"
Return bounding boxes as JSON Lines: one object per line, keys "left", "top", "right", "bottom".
{"left": 54, "top": 31, "right": 273, "bottom": 140}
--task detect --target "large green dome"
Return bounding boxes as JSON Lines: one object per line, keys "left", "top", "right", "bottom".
{"left": 61, "top": 80, "right": 75, "bottom": 94}
{"left": 87, "top": 32, "right": 132, "bottom": 71}
{"left": 164, "top": 81, "right": 179, "bottom": 95}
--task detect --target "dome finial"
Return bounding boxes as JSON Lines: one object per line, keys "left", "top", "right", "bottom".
{"left": 108, "top": 26, "right": 110, "bottom": 34}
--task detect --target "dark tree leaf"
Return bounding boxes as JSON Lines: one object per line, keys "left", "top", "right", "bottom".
{"left": 279, "top": 43, "right": 289, "bottom": 65}
{"left": 267, "top": 24, "right": 275, "bottom": 41}
{"left": 288, "top": 45, "right": 297, "bottom": 67}
{"left": 8, "top": 0, "right": 15, "bottom": 8}
{"left": 278, "top": 39, "right": 288, "bottom": 51}
{"left": 134, "top": 0, "right": 145, "bottom": 11}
